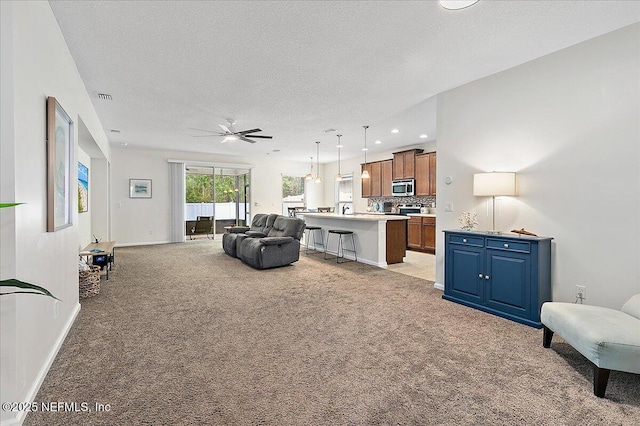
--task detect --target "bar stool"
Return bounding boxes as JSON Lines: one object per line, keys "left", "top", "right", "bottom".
{"left": 303, "top": 226, "right": 324, "bottom": 254}
{"left": 324, "top": 230, "right": 357, "bottom": 263}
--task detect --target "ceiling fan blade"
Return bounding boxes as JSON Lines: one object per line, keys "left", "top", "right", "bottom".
{"left": 219, "top": 124, "right": 232, "bottom": 133}
{"left": 244, "top": 135, "right": 273, "bottom": 139}
{"left": 237, "top": 128, "right": 262, "bottom": 135}
{"left": 238, "top": 135, "right": 257, "bottom": 144}
{"left": 189, "top": 127, "right": 221, "bottom": 133}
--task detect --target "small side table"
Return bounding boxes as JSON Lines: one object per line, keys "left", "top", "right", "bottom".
{"left": 80, "top": 241, "right": 116, "bottom": 280}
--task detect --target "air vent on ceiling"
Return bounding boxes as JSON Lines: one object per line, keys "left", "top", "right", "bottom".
{"left": 110, "top": 129, "right": 121, "bottom": 133}
{"left": 98, "top": 93, "right": 112, "bottom": 101}
{"left": 323, "top": 128, "right": 336, "bottom": 133}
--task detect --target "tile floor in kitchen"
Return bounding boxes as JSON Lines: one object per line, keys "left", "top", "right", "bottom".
{"left": 387, "top": 249, "right": 436, "bottom": 282}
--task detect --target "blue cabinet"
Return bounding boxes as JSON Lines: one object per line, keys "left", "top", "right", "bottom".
{"left": 443, "top": 231, "right": 552, "bottom": 328}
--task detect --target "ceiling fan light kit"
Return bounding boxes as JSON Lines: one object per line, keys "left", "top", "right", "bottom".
{"left": 439, "top": 0, "right": 479, "bottom": 10}
{"left": 192, "top": 119, "right": 273, "bottom": 144}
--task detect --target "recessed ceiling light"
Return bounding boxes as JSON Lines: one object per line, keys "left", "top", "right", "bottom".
{"left": 336, "top": 144, "right": 343, "bottom": 148}
{"left": 361, "top": 147, "right": 369, "bottom": 151}
{"left": 439, "top": 0, "right": 479, "bottom": 10}
{"left": 420, "top": 134, "right": 428, "bottom": 139}
{"left": 391, "top": 129, "right": 399, "bottom": 134}
{"left": 374, "top": 140, "right": 382, "bottom": 144}
{"left": 120, "top": 142, "right": 128, "bottom": 146}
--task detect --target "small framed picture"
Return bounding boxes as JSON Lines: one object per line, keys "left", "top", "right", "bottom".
{"left": 129, "top": 179, "right": 152, "bottom": 198}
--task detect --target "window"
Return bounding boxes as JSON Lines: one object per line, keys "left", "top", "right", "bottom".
{"left": 282, "top": 175, "right": 305, "bottom": 215}
{"left": 336, "top": 173, "right": 353, "bottom": 214}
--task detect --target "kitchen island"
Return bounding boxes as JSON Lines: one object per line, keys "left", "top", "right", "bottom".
{"left": 299, "top": 213, "right": 409, "bottom": 266}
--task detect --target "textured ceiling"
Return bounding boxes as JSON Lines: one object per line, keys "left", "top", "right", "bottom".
{"left": 49, "top": 1, "right": 640, "bottom": 163}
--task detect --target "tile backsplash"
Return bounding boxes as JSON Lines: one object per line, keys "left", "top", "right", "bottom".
{"left": 368, "top": 196, "right": 436, "bottom": 209}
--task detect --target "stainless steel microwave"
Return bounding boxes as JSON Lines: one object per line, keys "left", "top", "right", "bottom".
{"left": 391, "top": 179, "right": 415, "bottom": 197}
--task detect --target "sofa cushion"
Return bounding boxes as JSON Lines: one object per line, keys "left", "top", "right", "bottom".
{"left": 621, "top": 294, "right": 640, "bottom": 320}
{"left": 259, "top": 236, "right": 294, "bottom": 246}
{"left": 267, "top": 217, "right": 305, "bottom": 240}
{"left": 541, "top": 302, "right": 640, "bottom": 374}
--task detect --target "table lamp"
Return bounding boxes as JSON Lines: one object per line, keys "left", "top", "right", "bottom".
{"left": 473, "top": 172, "right": 516, "bottom": 234}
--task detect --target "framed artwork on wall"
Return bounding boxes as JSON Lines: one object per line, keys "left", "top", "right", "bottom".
{"left": 47, "top": 96, "right": 74, "bottom": 232}
{"left": 129, "top": 179, "right": 152, "bottom": 198}
{"left": 78, "top": 162, "right": 88, "bottom": 213}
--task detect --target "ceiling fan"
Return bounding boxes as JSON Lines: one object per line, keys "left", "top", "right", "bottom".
{"left": 191, "top": 119, "right": 273, "bottom": 144}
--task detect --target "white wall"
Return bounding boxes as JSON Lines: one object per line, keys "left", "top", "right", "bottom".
{"left": 0, "top": 2, "right": 110, "bottom": 424}
{"left": 110, "top": 148, "right": 310, "bottom": 245}
{"left": 435, "top": 23, "right": 640, "bottom": 309}
{"left": 77, "top": 148, "right": 91, "bottom": 248}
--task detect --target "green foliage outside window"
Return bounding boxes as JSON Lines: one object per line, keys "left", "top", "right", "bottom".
{"left": 282, "top": 176, "right": 304, "bottom": 199}
{"left": 185, "top": 174, "right": 248, "bottom": 203}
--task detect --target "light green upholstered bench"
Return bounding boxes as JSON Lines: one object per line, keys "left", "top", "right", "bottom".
{"left": 541, "top": 294, "right": 640, "bottom": 397}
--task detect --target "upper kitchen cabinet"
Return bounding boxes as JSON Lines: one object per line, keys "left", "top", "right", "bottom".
{"left": 416, "top": 151, "right": 437, "bottom": 196}
{"left": 393, "top": 149, "right": 423, "bottom": 180}
{"left": 361, "top": 160, "right": 384, "bottom": 198}
{"left": 381, "top": 160, "right": 393, "bottom": 197}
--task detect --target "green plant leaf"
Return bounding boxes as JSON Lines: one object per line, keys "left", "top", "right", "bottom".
{"left": 0, "top": 279, "right": 59, "bottom": 300}
{"left": 0, "top": 203, "right": 24, "bottom": 208}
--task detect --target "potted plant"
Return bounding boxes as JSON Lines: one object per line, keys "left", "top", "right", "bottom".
{"left": 0, "top": 203, "right": 58, "bottom": 299}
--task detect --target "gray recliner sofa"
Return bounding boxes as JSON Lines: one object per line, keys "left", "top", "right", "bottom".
{"left": 222, "top": 213, "right": 278, "bottom": 257}
{"left": 238, "top": 216, "right": 306, "bottom": 269}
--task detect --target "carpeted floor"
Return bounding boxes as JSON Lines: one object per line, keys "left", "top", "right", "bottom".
{"left": 25, "top": 240, "right": 639, "bottom": 425}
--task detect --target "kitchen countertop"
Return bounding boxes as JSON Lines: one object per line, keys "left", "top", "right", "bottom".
{"left": 300, "top": 212, "right": 409, "bottom": 221}
{"left": 407, "top": 213, "right": 437, "bottom": 218}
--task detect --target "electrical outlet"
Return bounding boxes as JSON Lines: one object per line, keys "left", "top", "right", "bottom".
{"left": 576, "top": 285, "right": 586, "bottom": 302}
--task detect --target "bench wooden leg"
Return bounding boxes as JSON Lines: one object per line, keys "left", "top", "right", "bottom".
{"left": 594, "top": 366, "right": 610, "bottom": 398}
{"left": 543, "top": 326, "right": 554, "bottom": 348}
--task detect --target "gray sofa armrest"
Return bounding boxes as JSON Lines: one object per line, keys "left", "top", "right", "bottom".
{"left": 259, "top": 236, "right": 294, "bottom": 246}
{"left": 246, "top": 231, "right": 267, "bottom": 238}
{"left": 228, "top": 226, "right": 250, "bottom": 234}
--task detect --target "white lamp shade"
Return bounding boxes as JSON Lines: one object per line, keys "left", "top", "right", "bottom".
{"left": 473, "top": 172, "right": 516, "bottom": 196}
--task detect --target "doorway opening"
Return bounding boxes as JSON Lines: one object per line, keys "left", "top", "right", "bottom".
{"left": 184, "top": 166, "right": 251, "bottom": 239}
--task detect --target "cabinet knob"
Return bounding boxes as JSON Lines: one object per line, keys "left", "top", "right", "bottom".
{"left": 478, "top": 273, "right": 483, "bottom": 278}
{"left": 463, "top": 238, "right": 467, "bottom": 243}
{"left": 485, "top": 275, "right": 490, "bottom": 280}
{"left": 504, "top": 243, "right": 509, "bottom": 248}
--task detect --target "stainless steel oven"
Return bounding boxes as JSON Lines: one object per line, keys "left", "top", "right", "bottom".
{"left": 392, "top": 179, "right": 415, "bottom": 197}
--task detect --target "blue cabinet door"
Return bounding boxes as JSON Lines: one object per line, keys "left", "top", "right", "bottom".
{"left": 485, "top": 250, "right": 531, "bottom": 319}
{"left": 446, "top": 245, "right": 484, "bottom": 304}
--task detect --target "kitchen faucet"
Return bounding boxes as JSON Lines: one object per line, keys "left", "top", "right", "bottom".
{"left": 342, "top": 205, "right": 350, "bottom": 215}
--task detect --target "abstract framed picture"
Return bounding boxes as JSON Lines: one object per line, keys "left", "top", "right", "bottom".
{"left": 78, "top": 162, "right": 89, "bottom": 213}
{"left": 47, "top": 96, "right": 74, "bottom": 232}
{"left": 129, "top": 179, "right": 152, "bottom": 198}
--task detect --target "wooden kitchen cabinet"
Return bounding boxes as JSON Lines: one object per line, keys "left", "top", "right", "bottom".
{"left": 361, "top": 160, "right": 384, "bottom": 198}
{"left": 393, "top": 149, "right": 423, "bottom": 180}
{"left": 407, "top": 216, "right": 423, "bottom": 249}
{"left": 429, "top": 152, "right": 437, "bottom": 196}
{"left": 361, "top": 163, "right": 371, "bottom": 198}
{"left": 415, "top": 152, "right": 437, "bottom": 196}
{"left": 381, "top": 160, "right": 393, "bottom": 197}
{"left": 407, "top": 215, "right": 436, "bottom": 253}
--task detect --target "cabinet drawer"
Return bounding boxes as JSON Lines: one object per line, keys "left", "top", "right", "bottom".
{"left": 448, "top": 234, "right": 484, "bottom": 247}
{"left": 486, "top": 239, "right": 530, "bottom": 253}
{"left": 423, "top": 217, "right": 435, "bottom": 225}
{"left": 408, "top": 216, "right": 422, "bottom": 225}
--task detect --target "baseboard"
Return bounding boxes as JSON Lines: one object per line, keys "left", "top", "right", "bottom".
{"left": 433, "top": 282, "right": 444, "bottom": 291}
{"left": 116, "top": 240, "right": 171, "bottom": 248}
{"left": 7, "top": 303, "right": 81, "bottom": 426}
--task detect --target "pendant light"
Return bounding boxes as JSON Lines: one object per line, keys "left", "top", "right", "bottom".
{"left": 361, "top": 125, "right": 370, "bottom": 179}
{"left": 305, "top": 156, "right": 313, "bottom": 181}
{"left": 314, "top": 141, "right": 322, "bottom": 184}
{"left": 336, "top": 134, "right": 343, "bottom": 181}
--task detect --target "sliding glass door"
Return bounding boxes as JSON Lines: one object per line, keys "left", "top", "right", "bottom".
{"left": 184, "top": 166, "right": 251, "bottom": 238}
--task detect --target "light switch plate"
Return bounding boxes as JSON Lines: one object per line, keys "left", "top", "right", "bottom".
{"left": 444, "top": 202, "right": 453, "bottom": 212}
